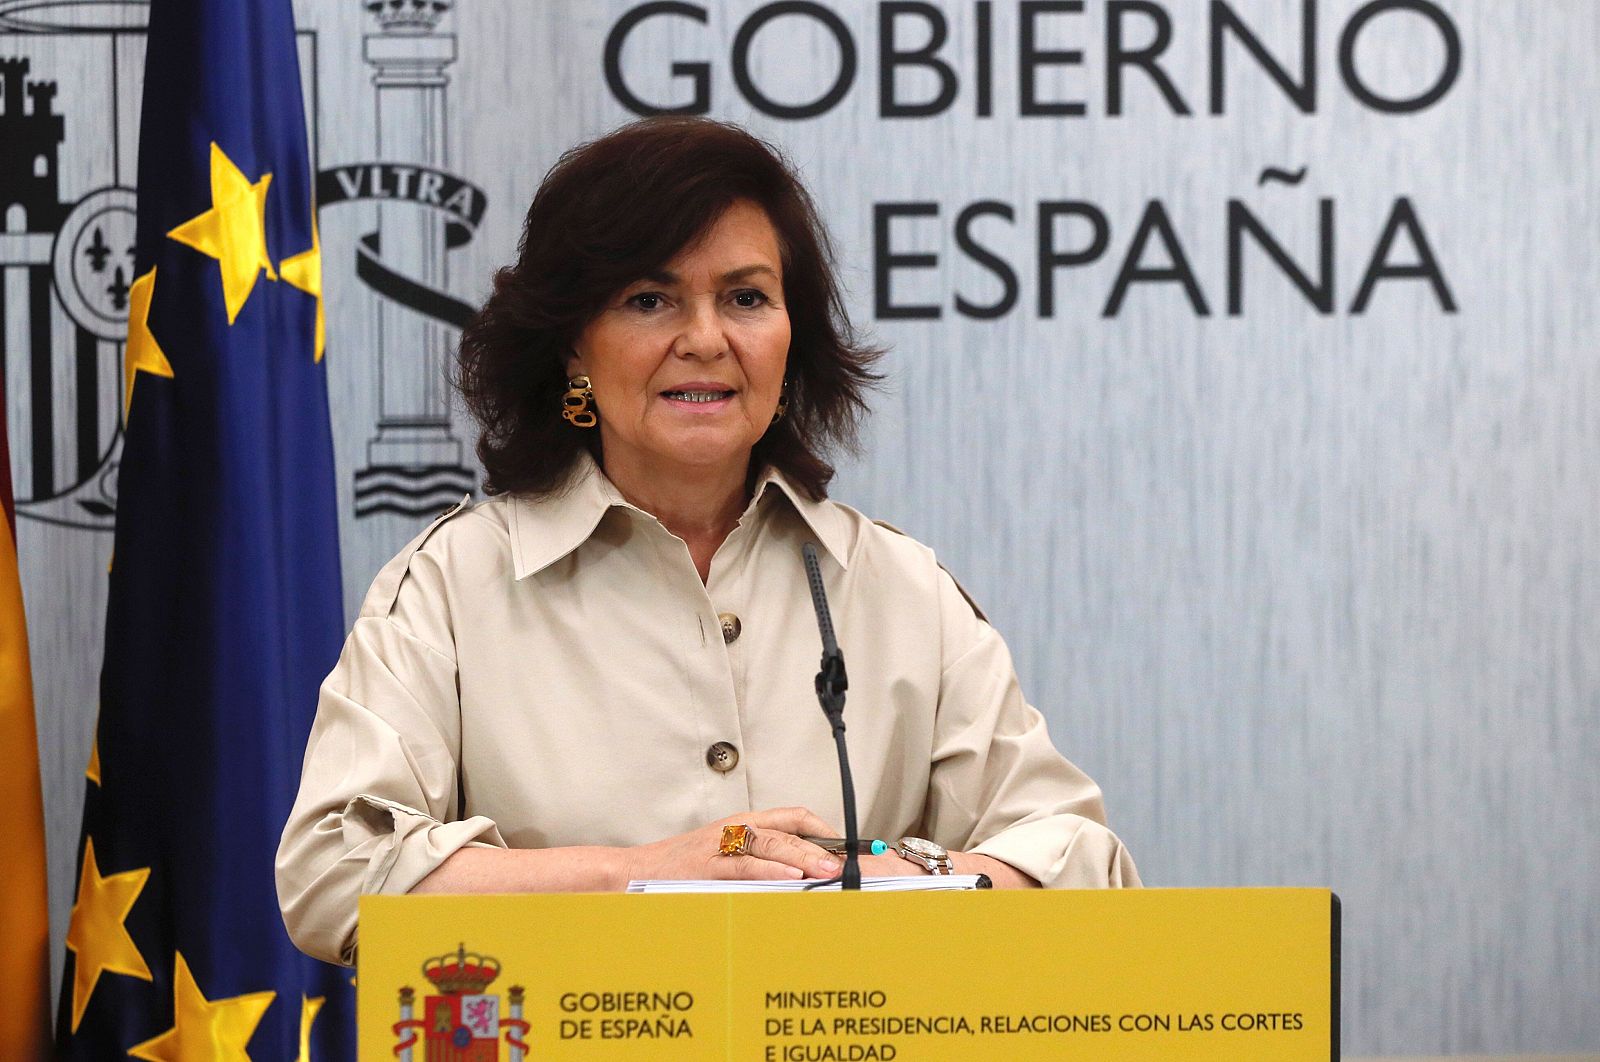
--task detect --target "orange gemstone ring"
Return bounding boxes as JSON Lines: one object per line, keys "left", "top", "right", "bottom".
{"left": 718, "top": 824, "right": 754, "bottom": 856}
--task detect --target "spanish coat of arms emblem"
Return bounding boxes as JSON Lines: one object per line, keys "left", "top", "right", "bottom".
{"left": 394, "top": 943, "right": 530, "bottom": 1062}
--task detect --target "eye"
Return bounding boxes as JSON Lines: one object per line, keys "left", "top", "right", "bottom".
{"left": 731, "top": 289, "right": 769, "bottom": 308}
{"left": 626, "top": 291, "right": 666, "bottom": 311}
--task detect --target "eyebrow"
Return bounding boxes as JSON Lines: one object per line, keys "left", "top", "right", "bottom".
{"left": 639, "top": 265, "right": 780, "bottom": 285}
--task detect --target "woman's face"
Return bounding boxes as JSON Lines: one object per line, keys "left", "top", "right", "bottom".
{"left": 568, "top": 199, "right": 791, "bottom": 485}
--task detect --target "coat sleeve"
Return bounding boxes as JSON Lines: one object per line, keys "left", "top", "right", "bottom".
{"left": 920, "top": 568, "right": 1141, "bottom": 888}
{"left": 275, "top": 514, "right": 506, "bottom": 966}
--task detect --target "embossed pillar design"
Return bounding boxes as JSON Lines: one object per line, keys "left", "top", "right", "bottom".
{"left": 361, "top": 1, "right": 461, "bottom": 470}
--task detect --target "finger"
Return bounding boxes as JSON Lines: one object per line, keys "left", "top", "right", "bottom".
{"left": 715, "top": 854, "right": 805, "bottom": 881}
{"left": 739, "top": 828, "right": 839, "bottom": 878}
{"left": 746, "top": 806, "right": 838, "bottom": 837}
{"left": 700, "top": 825, "right": 774, "bottom": 876}
{"left": 714, "top": 826, "right": 785, "bottom": 864}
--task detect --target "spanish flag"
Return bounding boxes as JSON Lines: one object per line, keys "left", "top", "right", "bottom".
{"left": 0, "top": 349, "right": 51, "bottom": 1055}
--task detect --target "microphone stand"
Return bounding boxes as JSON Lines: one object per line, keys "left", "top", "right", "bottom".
{"left": 802, "top": 543, "right": 861, "bottom": 891}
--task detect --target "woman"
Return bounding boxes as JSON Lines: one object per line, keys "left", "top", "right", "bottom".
{"left": 276, "top": 117, "right": 1138, "bottom": 967}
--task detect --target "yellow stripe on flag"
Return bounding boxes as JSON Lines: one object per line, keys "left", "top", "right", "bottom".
{"left": 0, "top": 505, "right": 51, "bottom": 1054}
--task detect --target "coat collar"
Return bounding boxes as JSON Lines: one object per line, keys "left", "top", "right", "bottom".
{"left": 748, "top": 464, "right": 852, "bottom": 572}
{"left": 508, "top": 452, "right": 851, "bottom": 579}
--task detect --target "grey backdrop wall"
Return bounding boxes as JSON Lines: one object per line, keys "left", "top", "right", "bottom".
{"left": 5, "top": 0, "right": 1597, "bottom": 1055}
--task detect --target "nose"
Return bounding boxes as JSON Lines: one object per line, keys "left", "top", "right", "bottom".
{"left": 670, "top": 295, "right": 728, "bottom": 360}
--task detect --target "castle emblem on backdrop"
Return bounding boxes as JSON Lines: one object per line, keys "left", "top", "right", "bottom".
{"left": 317, "top": 0, "right": 487, "bottom": 518}
{"left": 393, "top": 943, "right": 530, "bottom": 1061}
{"left": 0, "top": 0, "right": 148, "bottom": 531}
{"left": 2, "top": 0, "right": 484, "bottom": 530}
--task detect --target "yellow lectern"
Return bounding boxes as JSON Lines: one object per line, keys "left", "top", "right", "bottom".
{"left": 359, "top": 887, "right": 1339, "bottom": 1061}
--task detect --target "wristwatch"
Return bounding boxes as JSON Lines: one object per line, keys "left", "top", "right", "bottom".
{"left": 894, "top": 836, "right": 953, "bottom": 875}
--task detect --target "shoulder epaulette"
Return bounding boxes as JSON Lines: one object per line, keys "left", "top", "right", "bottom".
{"left": 871, "top": 518, "right": 988, "bottom": 623}
{"left": 364, "top": 494, "right": 474, "bottom": 619}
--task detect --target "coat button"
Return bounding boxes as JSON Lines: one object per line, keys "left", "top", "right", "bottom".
{"left": 718, "top": 612, "right": 742, "bottom": 644}
{"left": 706, "top": 741, "right": 739, "bottom": 772}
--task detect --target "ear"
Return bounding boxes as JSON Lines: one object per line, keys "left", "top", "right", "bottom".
{"left": 564, "top": 348, "right": 584, "bottom": 380}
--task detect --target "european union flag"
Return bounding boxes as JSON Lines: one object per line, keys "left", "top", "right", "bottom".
{"left": 56, "top": 0, "right": 354, "bottom": 1056}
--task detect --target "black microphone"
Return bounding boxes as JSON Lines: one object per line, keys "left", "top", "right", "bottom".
{"left": 802, "top": 542, "right": 861, "bottom": 891}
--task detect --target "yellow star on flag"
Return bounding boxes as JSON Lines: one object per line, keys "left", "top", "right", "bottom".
{"left": 295, "top": 994, "right": 325, "bottom": 1062}
{"left": 278, "top": 212, "right": 324, "bottom": 361}
{"left": 127, "top": 952, "right": 275, "bottom": 1062}
{"left": 123, "top": 267, "right": 173, "bottom": 421}
{"left": 167, "top": 142, "right": 277, "bottom": 324}
{"left": 64, "top": 837, "right": 152, "bottom": 1032}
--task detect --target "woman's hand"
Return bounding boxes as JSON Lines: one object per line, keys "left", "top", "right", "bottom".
{"left": 413, "top": 820, "right": 1038, "bottom": 894}
{"left": 621, "top": 806, "right": 845, "bottom": 885}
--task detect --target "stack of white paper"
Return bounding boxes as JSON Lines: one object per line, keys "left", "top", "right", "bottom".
{"left": 626, "top": 875, "right": 988, "bottom": 893}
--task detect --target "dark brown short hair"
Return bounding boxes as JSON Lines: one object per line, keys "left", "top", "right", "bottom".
{"left": 456, "top": 116, "right": 881, "bottom": 499}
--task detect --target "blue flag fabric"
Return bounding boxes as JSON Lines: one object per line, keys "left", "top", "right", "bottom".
{"left": 56, "top": 0, "right": 354, "bottom": 1056}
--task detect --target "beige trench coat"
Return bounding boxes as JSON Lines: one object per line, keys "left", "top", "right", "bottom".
{"left": 276, "top": 455, "right": 1139, "bottom": 964}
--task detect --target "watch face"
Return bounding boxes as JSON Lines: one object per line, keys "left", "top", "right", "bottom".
{"left": 899, "top": 837, "right": 945, "bottom": 858}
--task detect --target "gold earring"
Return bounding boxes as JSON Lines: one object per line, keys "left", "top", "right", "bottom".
{"left": 562, "top": 375, "right": 596, "bottom": 428}
{"left": 771, "top": 379, "right": 789, "bottom": 424}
